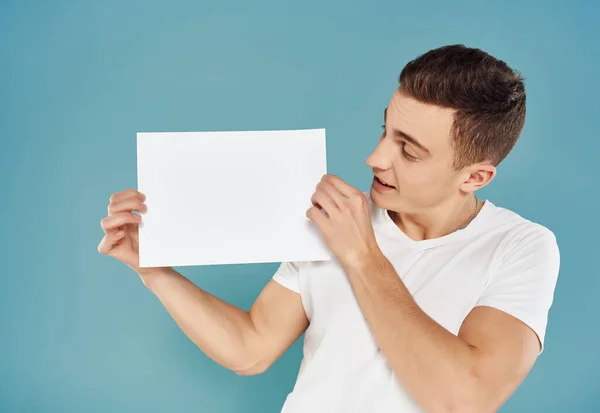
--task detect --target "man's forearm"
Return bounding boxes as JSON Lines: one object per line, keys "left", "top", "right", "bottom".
{"left": 139, "top": 268, "right": 261, "bottom": 373}
{"left": 343, "top": 254, "right": 483, "bottom": 413}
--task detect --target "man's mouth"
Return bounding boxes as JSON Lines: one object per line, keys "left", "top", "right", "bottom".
{"left": 374, "top": 176, "right": 396, "bottom": 189}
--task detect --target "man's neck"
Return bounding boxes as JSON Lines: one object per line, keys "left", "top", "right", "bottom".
{"left": 389, "top": 194, "right": 482, "bottom": 241}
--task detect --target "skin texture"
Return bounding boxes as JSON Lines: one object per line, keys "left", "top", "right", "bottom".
{"left": 98, "top": 86, "right": 540, "bottom": 411}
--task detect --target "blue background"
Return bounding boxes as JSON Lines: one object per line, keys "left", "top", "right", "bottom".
{"left": 1, "top": 0, "right": 598, "bottom": 412}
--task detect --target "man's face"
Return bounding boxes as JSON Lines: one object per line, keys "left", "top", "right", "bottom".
{"left": 366, "top": 88, "right": 466, "bottom": 213}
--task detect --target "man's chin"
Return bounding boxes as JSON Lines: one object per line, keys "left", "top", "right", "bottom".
{"left": 369, "top": 185, "right": 387, "bottom": 208}
{"left": 370, "top": 183, "right": 401, "bottom": 205}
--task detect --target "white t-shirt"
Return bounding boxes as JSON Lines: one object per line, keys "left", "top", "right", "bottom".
{"left": 272, "top": 193, "right": 560, "bottom": 413}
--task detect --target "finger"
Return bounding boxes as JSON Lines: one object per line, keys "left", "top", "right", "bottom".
{"left": 101, "top": 212, "right": 142, "bottom": 233}
{"left": 323, "top": 174, "right": 360, "bottom": 198}
{"left": 311, "top": 190, "right": 337, "bottom": 217}
{"left": 318, "top": 179, "right": 346, "bottom": 209}
{"left": 108, "top": 196, "right": 147, "bottom": 216}
{"left": 97, "top": 230, "right": 126, "bottom": 254}
{"left": 306, "top": 206, "right": 328, "bottom": 226}
{"left": 109, "top": 189, "right": 146, "bottom": 204}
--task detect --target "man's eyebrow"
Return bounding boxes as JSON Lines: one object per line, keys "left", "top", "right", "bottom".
{"left": 384, "top": 107, "right": 431, "bottom": 155}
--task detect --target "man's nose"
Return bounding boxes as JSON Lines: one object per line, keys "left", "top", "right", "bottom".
{"left": 366, "top": 139, "right": 393, "bottom": 170}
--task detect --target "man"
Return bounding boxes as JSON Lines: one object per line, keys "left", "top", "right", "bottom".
{"left": 98, "top": 44, "right": 560, "bottom": 413}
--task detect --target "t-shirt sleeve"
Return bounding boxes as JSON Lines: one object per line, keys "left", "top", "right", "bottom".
{"left": 272, "top": 261, "right": 301, "bottom": 294}
{"left": 475, "top": 227, "right": 560, "bottom": 353}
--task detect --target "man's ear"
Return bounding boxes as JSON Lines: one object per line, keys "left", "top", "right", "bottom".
{"left": 459, "top": 162, "right": 496, "bottom": 192}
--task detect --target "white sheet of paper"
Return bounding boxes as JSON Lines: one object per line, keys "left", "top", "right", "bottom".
{"left": 136, "top": 129, "right": 331, "bottom": 267}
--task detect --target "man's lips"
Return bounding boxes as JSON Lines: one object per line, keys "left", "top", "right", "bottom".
{"left": 374, "top": 175, "right": 396, "bottom": 189}
{"left": 374, "top": 175, "right": 395, "bottom": 188}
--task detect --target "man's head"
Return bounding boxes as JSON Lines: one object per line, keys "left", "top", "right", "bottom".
{"left": 366, "top": 44, "right": 526, "bottom": 213}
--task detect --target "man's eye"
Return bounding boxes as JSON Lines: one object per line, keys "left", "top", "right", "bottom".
{"left": 402, "top": 142, "right": 418, "bottom": 162}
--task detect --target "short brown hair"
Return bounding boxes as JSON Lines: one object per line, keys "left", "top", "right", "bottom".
{"left": 399, "top": 44, "right": 526, "bottom": 169}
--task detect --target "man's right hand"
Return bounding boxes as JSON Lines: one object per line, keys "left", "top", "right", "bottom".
{"left": 97, "top": 188, "right": 165, "bottom": 279}
{"left": 97, "top": 188, "right": 308, "bottom": 376}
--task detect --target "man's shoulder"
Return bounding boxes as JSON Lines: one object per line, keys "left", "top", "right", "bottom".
{"left": 483, "top": 201, "right": 559, "bottom": 259}
{"left": 484, "top": 201, "right": 555, "bottom": 237}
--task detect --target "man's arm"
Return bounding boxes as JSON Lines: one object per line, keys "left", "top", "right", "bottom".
{"left": 344, "top": 256, "right": 540, "bottom": 413}
{"left": 142, "top": 269, "right": 307, "bottom": 375}
{"left": 304, "top": 175, "right": 558, "bottom": 413}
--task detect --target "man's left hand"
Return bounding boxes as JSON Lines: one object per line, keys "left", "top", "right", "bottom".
{"left": 307, "top": 174, "right": 382, "bottom": 268}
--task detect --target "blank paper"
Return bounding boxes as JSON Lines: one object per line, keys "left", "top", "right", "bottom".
{"left": 136, "top": 129, "right": 331, "bottom": 267}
